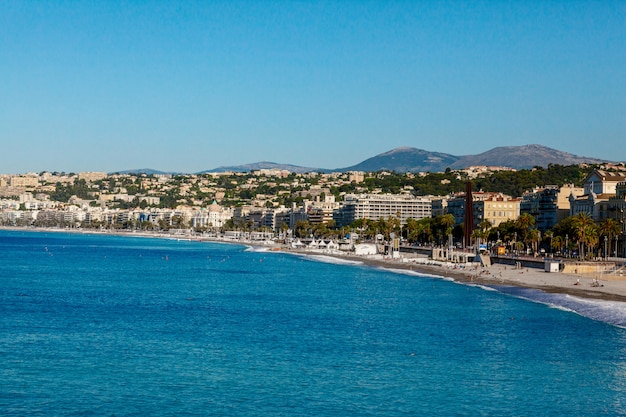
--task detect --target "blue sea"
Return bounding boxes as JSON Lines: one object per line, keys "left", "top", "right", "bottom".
{"left": 1, "top": 230, "right": 626, "bottom": 416}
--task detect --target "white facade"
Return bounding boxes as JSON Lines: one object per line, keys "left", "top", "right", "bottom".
{"left": 341, "top": 193, "right": 432, "bottom": 225}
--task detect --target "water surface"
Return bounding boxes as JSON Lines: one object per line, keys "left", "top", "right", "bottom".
{"left": 1, "top": 230, "right": 625, "bottom": 416}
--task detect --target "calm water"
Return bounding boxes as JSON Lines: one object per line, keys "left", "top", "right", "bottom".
{"left": 1, "top": 230, "right": 625, "bottom": 416}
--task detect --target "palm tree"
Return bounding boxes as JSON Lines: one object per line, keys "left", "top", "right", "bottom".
{"left": 543, "top": 230, "right": 553, "bottom": 254}
{"left": 417, "top": 218, "right": 434, "bottom": 244}
{"left": 571, "top": 213, "right": 596, "bottom": 260}
{"left": 405, "top": 218, "right": 419, "bottom": 244}
{"left": 599, "top": 218, "right": 621, "bottom": 258}
{"left": 551, "top": 234, "right": 563, "bottom": 255}
{"left": 515, "top": 213, "right": 536, "bottom": 251}
{"left": 582, "top": 224, "right": 599, "bottom": 259}
{"left": 435, "top": 214, "right": 455, "bottom": 245}
{"left": 294, "top": 220, "right": 311, "bottom": 238}
{"left": 526, "top": 229, "right": 540, "bottom": 255}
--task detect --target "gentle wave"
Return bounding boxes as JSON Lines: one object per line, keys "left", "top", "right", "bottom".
{"left": 485, "top": 285, "right": 626, "bottom": 328}
{"left": 284, "top": 251, "right": 365, "bottom": 266}
{"left": 332, "top": 258, "right": 626, "bottom": 329}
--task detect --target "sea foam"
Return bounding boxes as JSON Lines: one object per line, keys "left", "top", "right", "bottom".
{"left": 489, "top": 285, "right": 626, "bottom": 328}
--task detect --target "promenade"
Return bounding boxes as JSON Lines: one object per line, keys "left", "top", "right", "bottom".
{"left": 4, "top": 226, "right": 626, "bottom": 302}
{"left": 322, "top": 249, "right": 626, "bottom": 302}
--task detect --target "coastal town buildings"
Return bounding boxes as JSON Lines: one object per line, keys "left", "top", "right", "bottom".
{"left": 520, "top": 184, "right": 584, "bottom": 232}
{"left": 570, "top": 170, "right": 626, "bottom": 219}
{"left": 334, "top": 193, "right": 432, "bottom": 227}
{"left": 447, "top": 191, "right": 520, "bottom": 227}
{"left": 431, "top": 198, "right": 448, "bottom": 217}
{"left": 190, "top": 201, "right": 234, "bottom": 230}
{"left": 601, "top": 182, "right": 626, "bottom": 257}
{"left": 1, "top": 165, "right": 625, "bottom": 257}
{"left": 9, "top": 175, "right": 39, "bottom": 188}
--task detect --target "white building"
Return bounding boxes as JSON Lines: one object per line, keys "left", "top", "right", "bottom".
{"left": 190, "top": 201, "right": 233, "bottom": 229}
{"left": 570, "top": 170, "right": 626, "bottom": 219}
{"left": 337, "top": 193, "right": 432, "bottom": 227}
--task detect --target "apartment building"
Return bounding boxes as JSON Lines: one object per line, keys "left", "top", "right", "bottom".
{"left": 335, "top": 193, "right": 432, "bottom": 227}
{"left": 10, "top": 176, "right": 39, "bottom": 187}
{"left": 520, "top": 185, "right": 584, "bottom": 232}
{"left": 570, "top": 170, "right": 626, "bottom": 219}
{"left": 448, "top": 191, "right": 520, "bottom": 227}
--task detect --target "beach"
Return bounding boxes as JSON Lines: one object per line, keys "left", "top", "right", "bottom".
{"left": 282, "top": 246, "right": 626, "bottom": 302}
{"left": 349, "top": 253, "right": 626, "bottom": 302}
{"left": 4, "top": 226, "right": 626, "bottom": 302}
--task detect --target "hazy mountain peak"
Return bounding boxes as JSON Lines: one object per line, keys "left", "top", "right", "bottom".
{"left": 121, "top": 144, "right": 610, "bottom": 175}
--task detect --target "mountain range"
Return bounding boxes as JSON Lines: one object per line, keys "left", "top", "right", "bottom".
{"left": 340, "top": 144, "right": 607, "bottom": 173}
{"left": 118, "top": 144, "right": 609, "bottom": 175}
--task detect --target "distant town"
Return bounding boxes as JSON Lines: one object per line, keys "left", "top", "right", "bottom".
{"left": 1, "top": 162, "right": 626, "bottom": 259}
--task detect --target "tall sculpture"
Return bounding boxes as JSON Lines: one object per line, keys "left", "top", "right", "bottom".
{"left": 464, "top": 182, "right": 474, "bottom": 248}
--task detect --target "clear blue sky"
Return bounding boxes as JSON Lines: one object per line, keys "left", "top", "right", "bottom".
{"left": 1, "top": 1, "right": 624, "bottom": 174}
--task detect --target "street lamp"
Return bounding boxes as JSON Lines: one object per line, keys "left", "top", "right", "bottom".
{"left": 565, "top": 234, "right": 569, "bottom": 258}
{"left": 604, "top": 236, "right": 608, "bottom": 260}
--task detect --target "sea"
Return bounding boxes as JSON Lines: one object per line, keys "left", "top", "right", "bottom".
{"left": 1, "top": 229, "right": 625, "bottom": 416}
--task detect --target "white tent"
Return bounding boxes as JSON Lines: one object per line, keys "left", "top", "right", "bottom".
{"left": 355, "top": 243, "right": 377, "bottom": 256}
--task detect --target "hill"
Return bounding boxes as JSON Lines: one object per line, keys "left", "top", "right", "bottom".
{"left": 118, "top": 144, "right": 610, "bottom": 175}
{"left": 337, "top": 144, "right": 607, "bottom": 172}
{"left": 112, "top": 168, "right": 173, "bottom": 175}
{"left": 338, "top": 147, "right": 460, "bottom": 173}
{"left": 451, "top": 144, "right": 605, "bottom": 170}
{"left": 200, "top": 161, "right": 326, "bottom": 174}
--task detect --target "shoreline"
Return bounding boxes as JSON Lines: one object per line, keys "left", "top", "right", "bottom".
{"left": 283, "top": 248, "right": 626, "bottom": 303}
{"left": 4, "top": 226, "right": 626, "bottom": 303}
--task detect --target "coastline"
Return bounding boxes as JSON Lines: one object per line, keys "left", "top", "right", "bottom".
{"left": 4, "top": 226, "right": 626, "bottom": 303}
{"left": 326, "top": 252, "right": 626, "bottom": 302}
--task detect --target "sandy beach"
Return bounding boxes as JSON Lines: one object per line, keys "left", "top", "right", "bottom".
{"left": 4, "top": 226, "right": 626, "bottom": 303}
{"left": 311, "top": 250, "right": 626, "bottom": 302}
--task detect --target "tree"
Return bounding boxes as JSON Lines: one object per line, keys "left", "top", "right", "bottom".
{"left": 598, "top": 218, "right": 621, "bottom": 258}
{"left": 474, "top": 219, "right": 493, "bottom": 246}
{"left": 171, "top": 215, "right": 187, "bottom": 229}
{"left": 515, "top": 213, "right": 536, "bottom": 250}
{"left": 543, "top": 230, "right": 554, "bottom": 254}
{"left": 140, "top": 220, "right": 154, "bottom": 231}
{"left": 158, "top": 218, "right": 170, "bottom": 231}
{"left": 526, "top": 229, "right": 540, "bottom": 254}
{"left": 431, "top": 214, "right": 455, "bottom": 245}
{"left": 294, "top": 220, "right": 311, "bottom": 238}
{"left": 571, "top": 213, "right": 596, "bottom": 260}
{"left": 551, "top": 234, "right": 563, "bottom": 254}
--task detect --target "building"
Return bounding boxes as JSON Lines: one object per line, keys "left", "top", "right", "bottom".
{"left": 520, "top": 185, "right": 584, "bottom": 232}
{"left": 431, "top": 197, "right": 449, "bottom": 217}
{"left": 348, "top": 171, "right": 365, "bottom": 183}
{"left": 307, "top": 195, "right": 340, "bottom": 225}
{"left": 10, "top": 176, "right": 39, "bottom": 188}
{"left": 595, "top": 182, "right": 626, "bottom": 258}
{"left": 583, "top": 170, "right": 626, "bottom": 195}
{"left": 78, "top": 172, "right": 108, "bottom": 182}
{"left": 335, "top": 193, "right": 432, "bottom": 227}
{"left": 190, "top": 201, "right": 233, "bottom": 229}
{"left": 570, "top": 170, "right": 626, "bottom": 220}
{"left": 448, "top": 191, "right": 520, "bottom": 228}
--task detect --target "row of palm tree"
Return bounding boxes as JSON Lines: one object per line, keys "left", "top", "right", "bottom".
{"left": 480, "top": 213, "right": 621, "bottom": 260}
{"left": 282, "top": 212, "right": 621, "bottom": 260}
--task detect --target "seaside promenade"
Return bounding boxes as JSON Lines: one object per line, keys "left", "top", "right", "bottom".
{"left": 4, "top": 226, "right": 626, "bottom": 302}
{"left": 321, "top": 249, "right": 626, "bottom": 302}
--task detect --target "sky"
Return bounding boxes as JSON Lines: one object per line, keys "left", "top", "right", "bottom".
{"left": 1, "top": 1, "right": 624, "bottom": 174}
